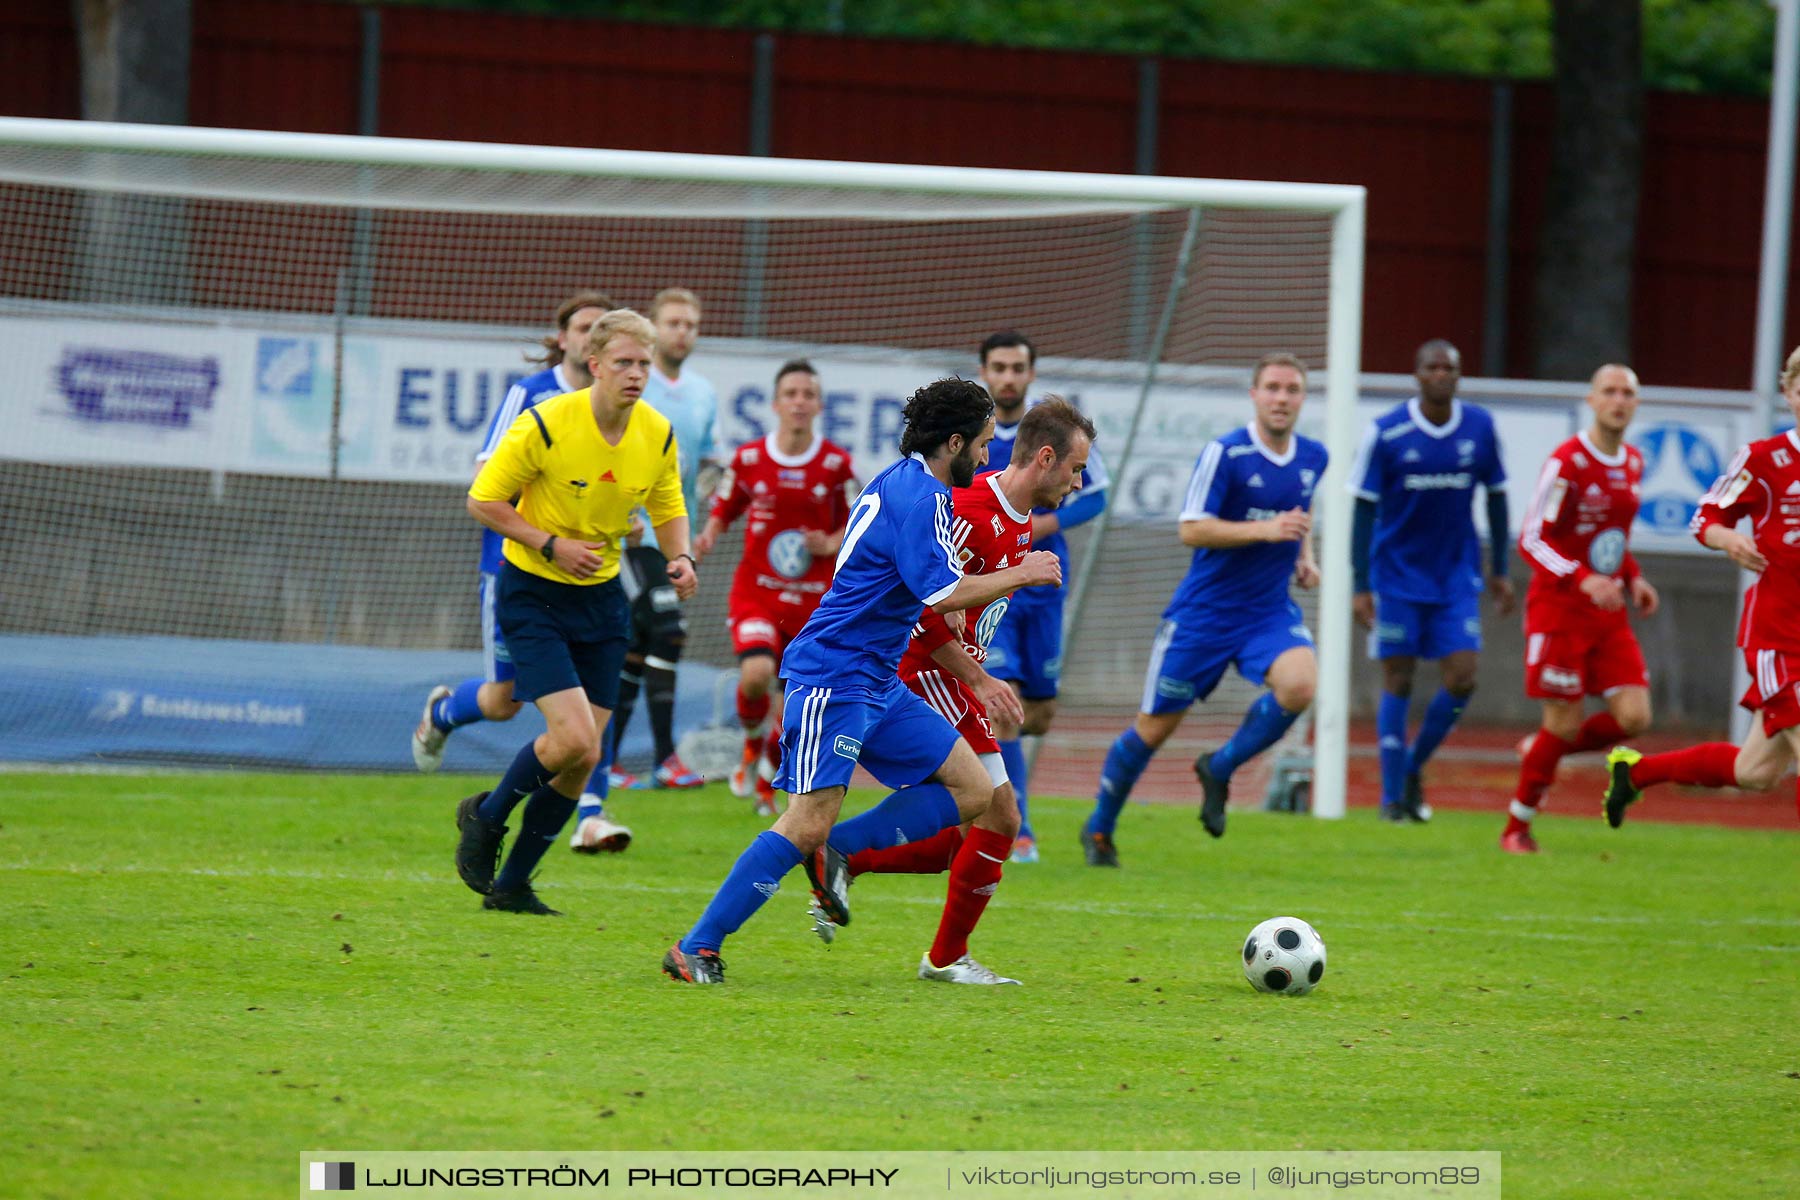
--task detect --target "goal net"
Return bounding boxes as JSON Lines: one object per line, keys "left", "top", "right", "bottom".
{"left": 0, "top": 119, "right": 1362, "bottom": 815}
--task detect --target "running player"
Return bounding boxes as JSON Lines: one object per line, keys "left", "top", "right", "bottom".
{"left": 1081, "top": 353, "right": 1327, "bottom": 865}
{"left": 1349, "top": 339, "right": 1513, "bottom": 822}
{"left": 693, "top": 359, "right": 857, "bottom": 816}
{"left": 975, "top": 331, "right": 1109, "bottom": 862}
{"left": 409, "top": 291, "right": 635, "bottom": 853}
{"left": 662, "top": 378, "right": 1061, "bottom": 984}
{"left": 1506, "top": 364, "right": 1658, "bottom": 853}
{"left": 841, "top": 398, "right": 1092, "bottom": 984}
{"left": 1604, "top": 347, "right": 1800, "bottom": 825}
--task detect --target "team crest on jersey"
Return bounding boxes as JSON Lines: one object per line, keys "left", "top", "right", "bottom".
{"left": 824, "top": 453, "right": 843, "bottom": 470}
{"left": 743, "top": 447, "right": 761, "bottom": 465}
{"left": 991, "top": 514, "right": 1005, "bottom": 537}
{"left": 1300, "top": 468, "right": 1317, "bottom": 490}
{"left": 1573, "top": 452, "right": 1589, "bottom": 468}
{"left": 766, "top": 529, "right": 814, "bottom": 580}
{"left": 1776, "top": 448, "right": 1793, "bottom": 468}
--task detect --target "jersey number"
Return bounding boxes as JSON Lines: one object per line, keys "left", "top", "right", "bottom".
{"left": 835, "top": 493, "right": 883, "bottom": 571}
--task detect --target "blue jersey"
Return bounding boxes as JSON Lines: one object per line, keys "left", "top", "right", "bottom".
{"left": 1348, "top": 398, "right": 1505, "bottom": 603}
{"left": 642, "top": 365, "right": 717, "bottom": 523}
{"left": 1168, "top": 424, "right": 1329, "bottom": 617}
{"left": 475, "top": 362, "right": 581, "bottom": 574}
{"left": 780, "top": 455, "right": 963, "bottom": 690}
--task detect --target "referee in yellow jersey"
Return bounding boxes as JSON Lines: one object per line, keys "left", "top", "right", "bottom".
{"left": 455, "top": 309, "right": 698, "bottom": 914}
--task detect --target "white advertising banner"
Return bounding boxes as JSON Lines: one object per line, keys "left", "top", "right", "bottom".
{"left": 0, "top": 302, "right": 1766, "bottom": 552}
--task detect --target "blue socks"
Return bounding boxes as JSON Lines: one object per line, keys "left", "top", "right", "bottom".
{"left": 1378, "top": 690, "right": 1410, "bottom": 808}
{"left": 480, "top": 742, "right": 556, "bottom": 825}
{"left": 493, "top": 784, "right": 579, "bottom": 891}
{"left": 432, "top": 679, "right": 486, "bottom": 733}
{"left": 1407, "top": 687, "right": 1468, "bottom": 776}
{"left": 682, "top": 830, "right": 806, "bottom": 953}
{"left": 1088, "top": 727, "right": 1154, "bottom": 836}
{"left": 1208, "top": 692, "right": 1302, "bottom": 782}
{"left": 829, "top": 784, "right": 961, "bottom": 856}
{"left": 998, "top": 737, "right": 1032, "bottom": 838}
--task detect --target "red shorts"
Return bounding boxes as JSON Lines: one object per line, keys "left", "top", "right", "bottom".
{"left": 1524, "top": 622, "right": 1648, "bottom": 700}
{"left": 727, "top": 590, "right": 818, "bottom": 660}
{"left": 1740, "top": 647, "right": 1800, "bottom": 737}
{"left": 902, "top": 668, "right": 1000, "bottom": 758}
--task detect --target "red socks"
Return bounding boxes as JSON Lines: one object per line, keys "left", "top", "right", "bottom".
{"left": 1571, "top": 712, "right": 1627, "bottom": 754}
{"left": 847, "top": 826, "right": 962, "bottom": 878}
{"left": 737, "top": 687, "right": 770, "bottom": 750}
{"left": 928, "top": 826, "right": 1012, "bottom": 969}
{"left": 1630, "top": 742, "right": 1739, "bottom": 790}
{"left": 1515, "top": 727, "right": 1574, "bottom": 807}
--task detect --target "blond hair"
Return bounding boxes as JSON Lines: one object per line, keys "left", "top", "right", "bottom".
{"left": 581, "top": 309, "right": 658, "bottom": 363}
{"left": 1783, "top": 346, "right": 1800, "bottom": 392}
{"left": 649, "top": 287, "right": 701, "bottom": 321}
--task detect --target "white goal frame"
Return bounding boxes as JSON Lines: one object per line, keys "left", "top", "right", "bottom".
{"left": 0, "top": 116, "right": 1364, "bottom": 816}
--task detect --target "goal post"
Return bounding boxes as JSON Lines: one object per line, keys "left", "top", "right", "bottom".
{"left": 0, "top": 115, "right": 1363, "bottom": 814}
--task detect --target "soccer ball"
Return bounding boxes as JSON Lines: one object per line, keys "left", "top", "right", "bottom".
{"left": 1242, "top": 916, "right": 1326, "bottom": 995}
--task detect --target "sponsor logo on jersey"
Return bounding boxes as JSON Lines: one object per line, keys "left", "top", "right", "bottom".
{"left": 766, "top": 528, "right": 814, "bottom": 580}
{"left": 832, "top": 734, "right": 863, "bottom": 759}
{"left": 975, "top": 596, "right": 1010, "bottom": 650}
{"left": 1402, "top": 472, "right": 1473, "bottom": 491}
{"left": 1588, "top": 527, "right": 1627, "bottom": 575}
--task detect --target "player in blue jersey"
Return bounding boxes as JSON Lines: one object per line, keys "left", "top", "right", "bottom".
{"left": 1081, "top": 353, "right": 1328, "bottom": 865}
{"left": 662, "top": 378, "right": 1063, "bottom": 984}
{"left": 606, "top": 287, "right": 719, "bottom": 793}
{"left": 409, "top": 291, "right": 636, "bottom": 854}
{"left": 975, "top": 331, "right": 1110, "bottom": 863}
{"left": 1349, "top": 339, "right": 1513, "bottom": 823}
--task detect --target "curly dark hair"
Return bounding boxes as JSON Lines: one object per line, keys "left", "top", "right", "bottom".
{"left": 898, "top": 377, "right": 994, "bottom": 458}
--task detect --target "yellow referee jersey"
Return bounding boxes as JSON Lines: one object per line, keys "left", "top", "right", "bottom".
{"left": 469, "top": 390, "right": 687, "bottom": 585}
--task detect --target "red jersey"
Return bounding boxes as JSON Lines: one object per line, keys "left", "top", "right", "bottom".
{"left": 899, "top": 473, "right": 1034, "bottom": 679}
{"left": 710, "top": 434, "right": 856, "bottom": 602}
{"left": 1519, "top": 432, "right": 1644, "bottom": 632}
{"left": 1692, "top": 428, "right": 1800, "bottom": 652}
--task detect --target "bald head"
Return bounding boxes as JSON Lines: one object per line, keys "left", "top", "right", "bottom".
{"left": 1415, "top": 339, "right": 1461, "bottom": 406}
{"left": 1589, "top": 363, "right": 1639, "bottom": 392}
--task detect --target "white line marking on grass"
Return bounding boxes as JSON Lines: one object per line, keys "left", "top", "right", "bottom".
{"left": 7, "top": 861, "right": 1798, "bottom": 953}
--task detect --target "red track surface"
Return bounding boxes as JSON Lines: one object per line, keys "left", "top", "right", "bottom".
{"left": 1023, "top": 717, "right": 1798, "bottom": 832}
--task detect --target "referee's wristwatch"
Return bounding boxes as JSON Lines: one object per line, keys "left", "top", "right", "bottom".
{"left": 540, "top": 535, "right": 558, "bottom": 562}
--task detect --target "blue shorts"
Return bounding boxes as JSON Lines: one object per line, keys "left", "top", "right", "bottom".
{"left": 774, "top": 676, "right": 961, "bottom": 795}
{"left": 1369, "top": 592, "right": 1482, "bottom": 661}
{"left": 985, "top": 586, "right": 1062, "bottom": 701}
{"left": 495, "top": 563, "right": 630, "bottom": 707}
{"left": 1139, "top": 603, "right": 1314, "bottom": 715}
{"left": 479, "top": 571, "right": 516, "bottom": 685}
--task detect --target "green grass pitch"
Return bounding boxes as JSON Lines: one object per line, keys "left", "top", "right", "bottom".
{"left": 3, "top": 771, "right": 1797, "bottom": 1199}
